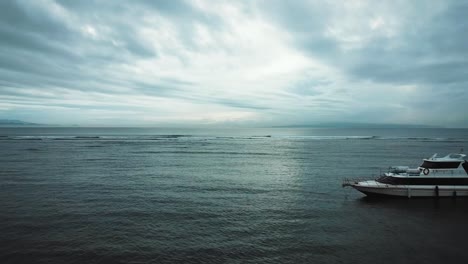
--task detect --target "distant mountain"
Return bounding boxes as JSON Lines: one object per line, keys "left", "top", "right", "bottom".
{"left": 0, "top": 119, "right": 40, "bottom": 126}
{"left": 273, "top": 122, "right": 441, "bottom": 129}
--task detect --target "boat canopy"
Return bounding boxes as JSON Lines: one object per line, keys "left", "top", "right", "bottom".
{"left": 427, "top": 153, "right": 466, "bottom": 161}
{"left": 420, "top": 153, "right": 466, "bottom": 169}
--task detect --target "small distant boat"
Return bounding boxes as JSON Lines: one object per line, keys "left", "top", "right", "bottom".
{"left": 343, "top": 153, "right": 468, "bottom": 198}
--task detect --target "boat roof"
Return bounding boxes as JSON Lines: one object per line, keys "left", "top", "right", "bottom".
{"left": 424, "top": 153, "right": 466, "bottom": 161}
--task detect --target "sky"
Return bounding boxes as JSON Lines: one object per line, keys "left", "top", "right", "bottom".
{"left": 0, "top": 0, "right": 467, "bottom": 127}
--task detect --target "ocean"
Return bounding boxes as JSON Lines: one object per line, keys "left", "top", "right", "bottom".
{"left": 1, "top": 127, "right": 468, "bottom": 263}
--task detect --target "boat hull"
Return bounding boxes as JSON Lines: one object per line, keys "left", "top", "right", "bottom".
{"left": 351, "top": 181, "right": 468, "bottom": 198}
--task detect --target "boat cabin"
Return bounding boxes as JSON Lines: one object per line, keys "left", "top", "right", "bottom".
{"left": 420, "top": 153, "right": 466, "bottom": 169}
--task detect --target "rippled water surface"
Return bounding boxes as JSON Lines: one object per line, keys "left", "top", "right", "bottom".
{"left": 1, "top": 127, "right": 468, "bottom": 263}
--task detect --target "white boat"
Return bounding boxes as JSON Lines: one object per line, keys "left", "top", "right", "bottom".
{"left": 343, "top": 153, "right": 468, "bottom": 198}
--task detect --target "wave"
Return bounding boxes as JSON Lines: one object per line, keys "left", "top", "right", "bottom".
{"left": 25, "top": 148, "right": 41, "bottom": 151}
{"left": 279, "top": 135, "right": 375, "bottom": 140}
{"left": 2, "top": 134, "right": 467, "bottom": 142}
{"left": 370, "top": 136, "right": 464, "bottom": 142}
{"left": 131, "top": 150, "right": 274, "bottom": 155}
{"left": 282, "top": 135, "right": 467, "bottom": 142}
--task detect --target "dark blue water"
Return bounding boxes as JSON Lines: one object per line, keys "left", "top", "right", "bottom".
{"left": 1, "top": 127, "right": 468, "bottom": 263}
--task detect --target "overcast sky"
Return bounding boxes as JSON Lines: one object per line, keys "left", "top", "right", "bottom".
{"left": 0, "top": 0, "right": 467, "bottom": 127}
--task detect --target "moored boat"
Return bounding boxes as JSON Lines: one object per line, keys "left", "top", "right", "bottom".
{"left": 343, "top": 153, "right": 468, "bottom": 198}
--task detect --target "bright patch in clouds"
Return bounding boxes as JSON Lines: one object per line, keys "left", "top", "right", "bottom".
{"left": 82, "top": 25, "right": 97, "bottom": 38}
{"left": 0, "top": 0, "right": 467, "bottom": 127}
{"left": 370, "top": 17, "right": 385, "bottom": 30}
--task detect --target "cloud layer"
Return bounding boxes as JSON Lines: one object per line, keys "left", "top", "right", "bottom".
{"left": 0, "top": 0, "right": 467, "bottom": 127}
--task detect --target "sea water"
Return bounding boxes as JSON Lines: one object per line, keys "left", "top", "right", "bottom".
{"left": 1, "top": 127, "right": 468, "bottom": 263}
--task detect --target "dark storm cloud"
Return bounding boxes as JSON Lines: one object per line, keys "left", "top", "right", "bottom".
{"left": 0, "top": 1, "right": 79, "bottom": 70}
{"left": 0, "top": 1, "right": 70, "bottom": 36}
{"left": 0, "top": 0, "right": 222, "bottom": 100}
{"left": 0, "top": 0, "right": 157, "bottom": 87}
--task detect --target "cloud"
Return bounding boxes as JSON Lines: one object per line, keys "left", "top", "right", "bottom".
{"left": 0, "top": 0, "right": 467, "bottom": 127}
{"left": 257, "top": 0, "right": 468, "bottom": 126}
